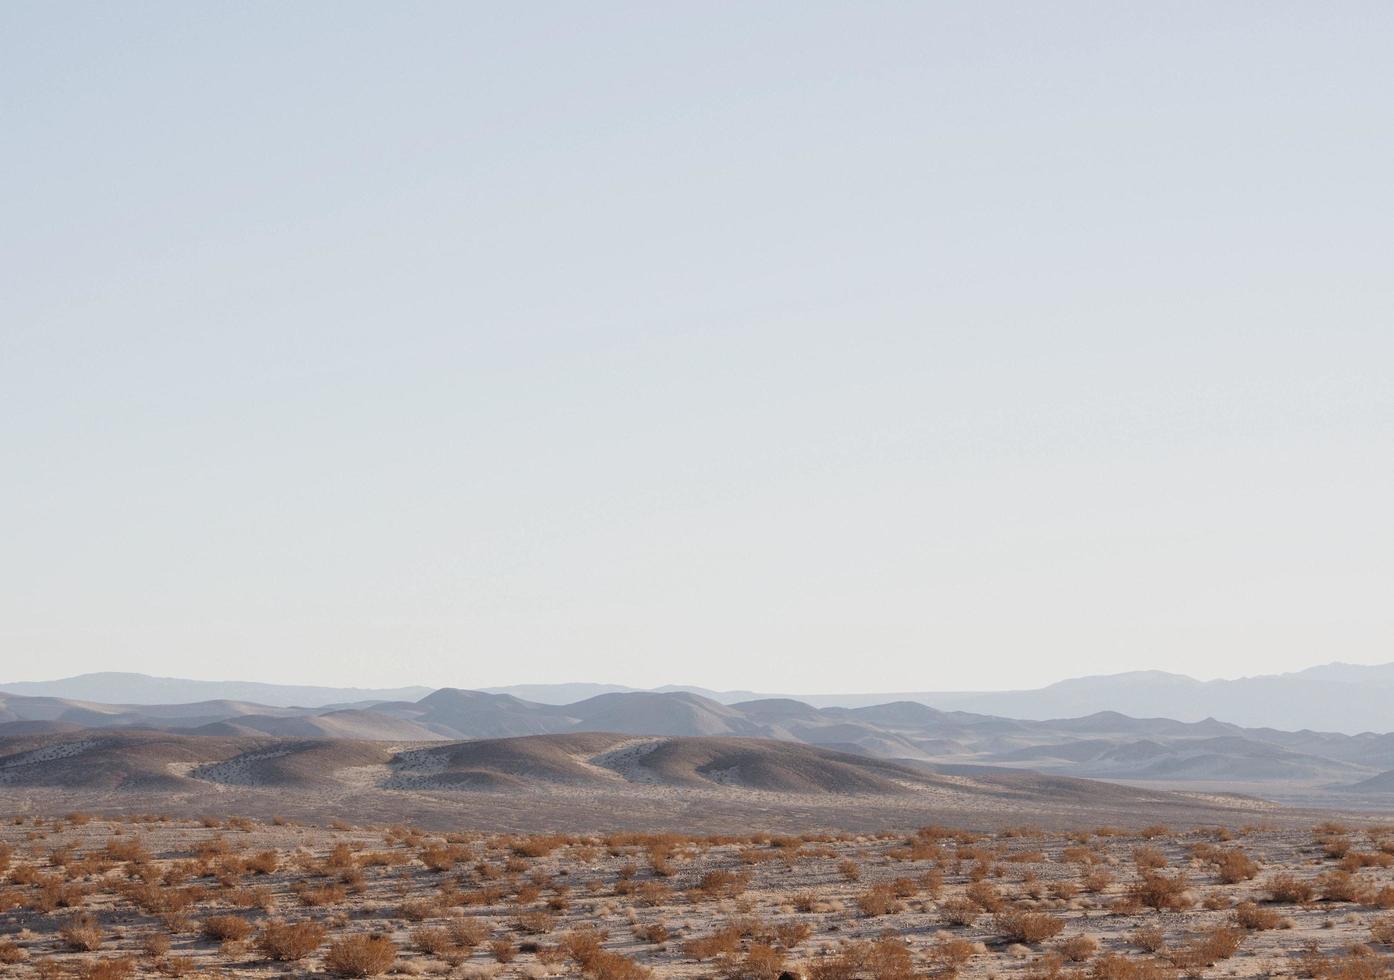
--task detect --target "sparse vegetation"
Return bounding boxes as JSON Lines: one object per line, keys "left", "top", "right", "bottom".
{"left": 0, "top": 814, "right": 1391, "bottom": 979}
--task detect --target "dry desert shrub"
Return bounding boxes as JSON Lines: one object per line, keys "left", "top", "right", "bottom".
{"left": 325, "top": 933, "right": 398, "bottom": 977}
{"left": 856, "top": 884, "right": 902, "bottom": 917}
{"left": 201, "top": 914, "right": 255, "bottom": 941}
{"left": 140, "top": 932, "right": 171, "bottom": 959}
{"left": 941, "top": 896, "right": 981, "bottom": 926}
{"left": 966, "top": 880, "right": 1005, "bottom": 912}
{"left": 1269, "top": 873, "right": 1318, "bottom": 904}
{"left": 719, "top": 942, "right": 786, "bottom": 980}
{"left": 1322, "top": 870, "right": 1372, "bottom": 904}
{"left": 1129, "top": 871, "right": 1192, "bottom": 911}
{"left": 1233, "top": 901, "right": 1285, "bottom": 930}
{"left": 61, "top": 912, "right": 105, "bottom": 951}
{"left": 1058, "top": 935, "right": 1098, "bottom": 962}
{"left": 1165, "top": 925, "right": 1243, "bottom": 975}
{"left": 1212, "top": 848, "right": 1259, "bottom": 883}
{"left": 927, "top": 935, "right": 977, "bottom": 975}
{"left": 75, "top": 957, "right": 137, "bottom": 980}
{"left": 685, "top": 925, "right": 743, "bottom": 961}
{"left": 1131, "top": 926, "right": 1167, "bottom": 954}
{"left": 1089, "top": 953, "right": 1177, "bottom": 980}
{"left": 1133, "top": 847, "right": 1168, "bottom": 871}
{"left": 490, "top": 938, "right": 517, "bottom": 962}
{"left": 996, "top": 909, "right": 1067, "bottom": 944}
{"left": 1084, "top": 867, "right": 1115, "bottom": 893}
{"left": 258, "top": 919, "right": 327, "bottom": 961}
{"left": 695, "top": 869, "right": 750, "bottom": 899}
{"left": 838, "top": 859, "right": 862, "bottom": 882}
{"left": 635, "top": 922, "right": 669, "bottom": 944}
{"left": 774, "top": 921, "right": 812, "bottom": 949}
{"left": 0, "top": 938, "right": 28, "bottom": 964}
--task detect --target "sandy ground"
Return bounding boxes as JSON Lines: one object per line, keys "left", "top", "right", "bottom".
{"left": 3, "top": 812, "right": 1394, "bottom": 978}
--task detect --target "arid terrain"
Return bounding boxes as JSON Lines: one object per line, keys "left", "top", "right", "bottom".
{"left": 0, "top": 729, "right": 1290, "bottom": 835}
{"left": 4, "top": 813, "right": 1394, "bottom": 979}
{"left": 7, "top": 683, "right": 1394, "bottom": 810}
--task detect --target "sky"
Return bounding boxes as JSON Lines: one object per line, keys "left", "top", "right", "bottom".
{"left": 2, "top": 2, "right": 1392, "bottom": 694}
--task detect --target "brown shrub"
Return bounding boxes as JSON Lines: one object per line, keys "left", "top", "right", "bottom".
{"left": 941, "top": 896, "right": 981, "bottom": 927}
{"left": 1131, "top": 926, "right": 1167, "bottom": 954}
{"left": 1166, "top": 925, "right": 1242, "bottom": 972}
{"left": 1059, "top": 935, "right": 1098, "bottom": 962}
{"left": 635, "top": 922, "right": 669, "bottom": 944}
{"left": 76, "top": 958, "right": 137, "bottom": 980}
{"left": 928, "top": 936, "right": 977, "bottom": 972}
{"left": 61, "top": 912, "right": 105, "bottom": 951}
{"left": 720, "top": 943, "right": 785, "bottom": 980}
{"left": 324, "top": 934, "right": 398, "bottom": 977}
{"left": 201, "top": 915, "right": 254, "bottom": 941}
{"left": 258, "top": 920, "right": 326, "bottom": 961}
{"left": 1212, "top": 849, "right": 1259, "bottom": 883}
{"left": 1320, "top": 870, "right": 1369, "bottom": 903}
{"left": 1085, "top": 868, "right": 1115, "bottom": 893}
{"left": 1267, "top": 873, "right": 1316, "bottom": 904}
{"left": 490, "top": 938, "right": 517, "bottom": 963}
{"left": 774, "top": 921, "right": 811, "bottom": 949}
{"left": 1090, "top": 954, "right": 1177, "bottom": 980}
{"left": 996, "top": 909, "right": 1066, "bottom": 944}
{"left": 1365, "top": 918, "right": 1394, "bottom": 948}
{"left": 1233, "top": 901, "right": 1283, "bottom": 930}
{"left": 584, "top": 949, "right": 653, "bottom": 980}
{"left": 0, "top": 938, "right": 28, "bottom": 964}
{"left": 1133, "top": 846, "right": 1167, "bottom": 870}
{"left": 245, "top": 850, "right": 279, "bottom": 875}
{"left": 1129, "top": 871, "right": 1192, "bottom": 911}
{"left": 966, "top": 880, "right": 1005, "bottom": 912}
{"left": 684, "top": 926, "right": 743, "bottom": 961}
{"left": 856, "top": 884, "right": 902, "bottom": 917}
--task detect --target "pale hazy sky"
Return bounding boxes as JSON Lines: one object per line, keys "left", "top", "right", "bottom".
{"left": 3, "top": 3, "right": 1392, "bottom": 694}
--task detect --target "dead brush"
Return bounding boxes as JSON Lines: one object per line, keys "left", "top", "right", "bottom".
{"left": 996, "top": 909, "right": 1067, "bottom": 944}
{"left": 774, "top": 921, "right": 811, "bottom": 949}
{"left": 684, "top": 925, "right": 743, "bottom": 961}
{"left": 1129, "top": 870, "right": 1192, "bottom": 911}
{"left": 927, "top": 935, "right": 977, "bottom": 975}
{"left": 74, "top": 956, "right": 137, "bottom": 980}
{"left": 0, "top": 938, "right": 28, "bottom": 964}
{"left": 966, "top": 879, "right": 1005, "bottom": 912}
{"left": 1131, "top": 926, "right": 1167, "bottom": 954}
{"left": 1211, "top": 848, "right": 1259, "bottom": 883}
{"left": 693, "top": 869, "right": 751, "bottom": 900}
{"left": 635, "top": 922, "right": 669, "bottom": 944}
{"left": 1057, "top": 935, "right": 1098, "bottom": 962}
{"left": 1233, "top": 901, "right": 1285, "bottom": 930}
{"left": 1133, "top": 846, "right": 1168, "bottom": 871}
{"left": 1268, "top": 873, "right": 1318, "bottom": 904}
{"left": 1165, "top": 925, "right": 1242, "bottom": 975}
{"left": 257, "top": 920, "right": 327, "bottom": 961}
{"left": 718, "top": 943, "right": 785, "bottom": 980}
{"left": 941, "top": 896, "right": 981, "bottom": 927}
{"left": 201, "top": 914, "right": 255, "bottom": 942}
{"left": 1321, "top": 870, "right": 1371, "bottom": 904}
{"left": 60, "top": 912, "right": 105, "bottom": 951}
{"left": 324, "top": 933, "right": 398, "bottom": 977}
{"left": 856, "top": 884, "right": 902, "bottom": 917}
{"left": 1088, "top": 953, "right": 1177, "bottom": 980}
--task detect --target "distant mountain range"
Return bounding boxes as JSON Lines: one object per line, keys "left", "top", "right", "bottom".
{"left": 4, "top": 680, "right": 1394, "bottom": 805}
{"left": 480, "top": 664, "right": 1394, "bottom": 736}
{"left": 7, "top": 663, "right": 1394, "bottom": 734}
